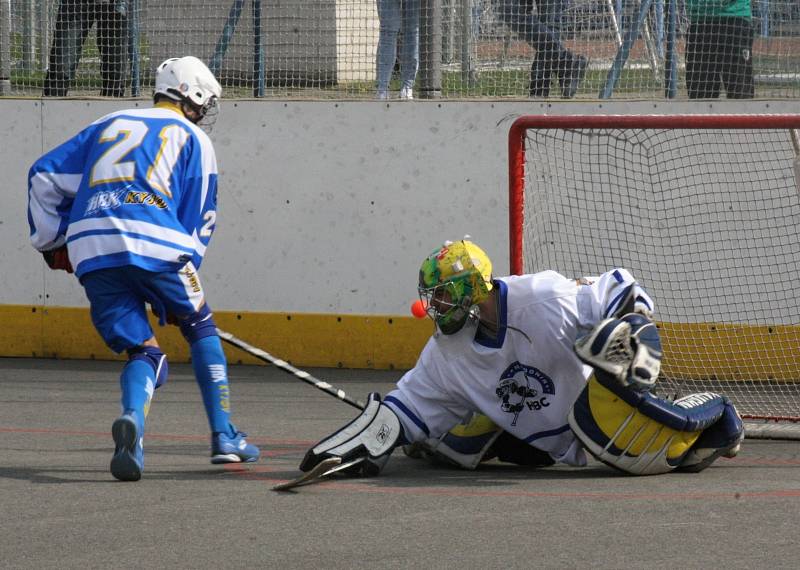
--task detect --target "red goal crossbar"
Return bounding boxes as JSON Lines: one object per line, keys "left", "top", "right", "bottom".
{"left": 509, "top": 114, "right": 800, "bottom": 276}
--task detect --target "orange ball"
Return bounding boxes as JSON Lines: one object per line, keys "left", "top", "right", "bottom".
{"left": 411, "top": 299, "right": 428, "bottom": 319}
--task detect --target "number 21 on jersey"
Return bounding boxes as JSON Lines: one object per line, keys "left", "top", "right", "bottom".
{"left": 89, "top": 118, "right": 190, "bottom": 199}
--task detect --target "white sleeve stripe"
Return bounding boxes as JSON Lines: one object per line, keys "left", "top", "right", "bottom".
{"left": 191, "top": 229, "right": 208, "bottom": 256}
{"left": 28, "top": 172, "right": 83, "bottom": 250}
{"left": 31, "top": 171, "right": 83, "bottom": 198}
{"left": 68, "top": 216, "right": 195, "bottom": 250}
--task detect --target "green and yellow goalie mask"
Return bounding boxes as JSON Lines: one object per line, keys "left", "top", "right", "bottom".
{"left": 418, "top": 240, "right": 493, "bottom": 335}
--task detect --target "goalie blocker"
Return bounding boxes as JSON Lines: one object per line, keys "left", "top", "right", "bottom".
{"left": 300, "top": 392, "right": 404, "bottom": 476}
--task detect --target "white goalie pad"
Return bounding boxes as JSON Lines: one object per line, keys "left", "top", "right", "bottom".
{"left": 300, "top": 392, "right": 402, "bottom": 475}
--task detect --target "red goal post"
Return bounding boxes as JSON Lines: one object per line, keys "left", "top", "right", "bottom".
{"left": 508, "top": 115, "right": 800, "bottom": 438}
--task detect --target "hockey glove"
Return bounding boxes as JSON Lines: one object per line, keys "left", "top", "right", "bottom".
{"left": 42, "top": 245, "right": 73, "bottom": 274}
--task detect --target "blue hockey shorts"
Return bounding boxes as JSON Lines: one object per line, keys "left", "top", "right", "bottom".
{"left": 80, "top": 262, "right": 206, "bottom": 353}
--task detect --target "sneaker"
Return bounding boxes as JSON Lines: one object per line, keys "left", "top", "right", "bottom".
{"left": 561, "top": 55, "right": 588, "bottom": 99}
{"left": 399, "top": 86, "right": 413, "bottom": 100}
{"left": 376, "top": 88, "right": 389, "bottom": 100}
{"left": 110, "top": 413, "right": 143, "bottom": 482}
{"left": 211, "top": 427, "right": 260, "bottom": 464}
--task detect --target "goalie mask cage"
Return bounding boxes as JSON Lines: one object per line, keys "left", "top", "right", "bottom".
{"left": 509, "top": 114, "right": 800, "bottom": 440}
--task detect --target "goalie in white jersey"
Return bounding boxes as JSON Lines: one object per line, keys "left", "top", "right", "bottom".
{"left": 27, "top": 56, "right": 259, "bottom": 481}
{"left": 300, "top": 239, "right": 743, "bottom": 477}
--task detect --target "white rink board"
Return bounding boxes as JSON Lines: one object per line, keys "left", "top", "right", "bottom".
{"left": 1, "top": 99, "right": 796, "bottom": 315}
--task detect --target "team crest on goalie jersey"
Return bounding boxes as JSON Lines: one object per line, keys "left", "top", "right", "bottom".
{"left": 496, "top": 362, "right": 555, "bottom": 426}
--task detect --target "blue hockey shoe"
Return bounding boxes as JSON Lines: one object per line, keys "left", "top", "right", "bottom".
{"left": 211, "top": 427, "right": 260, "bottom": 464}
{"left": 110, "top": 413, "right": 144, "bottom": 481}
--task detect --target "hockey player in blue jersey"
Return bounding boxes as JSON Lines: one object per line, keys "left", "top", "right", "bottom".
{"left": 27, "top": 56, "right": 260, "bottom": 481}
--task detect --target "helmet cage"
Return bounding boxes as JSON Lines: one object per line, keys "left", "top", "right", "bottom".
{"left": 194, "top": 96, "right": 219, "bottom": 133}
{"left": 418, "top": 281, "right": 473, "bottom": 335}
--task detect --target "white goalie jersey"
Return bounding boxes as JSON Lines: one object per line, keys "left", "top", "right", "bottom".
{"left": 383, "top": 268, "right": 653, "bottom": 466}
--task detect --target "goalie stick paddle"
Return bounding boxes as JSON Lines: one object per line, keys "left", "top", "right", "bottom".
{"left": 216, "top": 328, "right": 366, "bottom": 411}
{"left": 272, "top": 457, "right": 366, "bottom": 492}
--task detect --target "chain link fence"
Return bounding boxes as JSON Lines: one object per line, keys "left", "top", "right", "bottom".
{"left": 1, "top": 0, "right": 798, "bottom": 99}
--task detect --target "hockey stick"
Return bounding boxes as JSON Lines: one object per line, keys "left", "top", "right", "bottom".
{"left": 271, "top": 456, "right": 366, "bottom": 492}
{"left": 216, "top": 328, "right": 366, "bottom": 410}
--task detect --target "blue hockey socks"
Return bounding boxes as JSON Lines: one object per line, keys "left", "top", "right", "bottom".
{"left": 119, "top": 359, "right": 156, "bottom": 432}
{"left": 190, "top": 335, "right": 233, "bottom": 436}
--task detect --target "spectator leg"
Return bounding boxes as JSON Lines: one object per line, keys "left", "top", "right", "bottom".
{"left": 376, "top": 0, "right": 402, "bottom": 92}
{"left": 44, "top": 0, "right": 94, "bottom": 96}
{"left": 722, "top": 17, "right": 754, "bottom": 99}
{"left": 97, "top": 0, "right": 128, "bottom": 97}
{"left": 399, "top": 0, "right": 420, "bottom": 91}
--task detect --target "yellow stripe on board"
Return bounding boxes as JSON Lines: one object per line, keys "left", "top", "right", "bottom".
{"left": 659, "top": 322, "right": 800, "bottom": 382}
{"left": 0, "top": 305, "right": 432, "bottom": 370}
{"left": 3, "top": 304, "right": 799, "bottom": 378}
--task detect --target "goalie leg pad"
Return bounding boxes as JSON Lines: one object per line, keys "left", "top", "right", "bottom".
{"left": 568, "top": 374, "right": 727, "bottom": 475}
{"left": 677, "top": 398, "right": 744, "bottom": 473}
{"left": 300, "top": 392, "right": 402, "bottom": 476}
{"left": 404, "top": 413, "right": 503, "bottom": 470}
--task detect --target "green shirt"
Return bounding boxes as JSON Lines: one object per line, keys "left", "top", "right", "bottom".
{"left": 686, "top": 0, "right": 752, "bottom": 19}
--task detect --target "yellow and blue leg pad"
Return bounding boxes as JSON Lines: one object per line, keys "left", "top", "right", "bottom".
{"left": 406, "top": 413, "right": 504, "bottom": 470}
{"left": 568, "top": 372, "right": 733, "bottom": 475}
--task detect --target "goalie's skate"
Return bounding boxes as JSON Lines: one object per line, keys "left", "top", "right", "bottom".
{"left": 272, "top": 457, "right": 365, "bottom": 492}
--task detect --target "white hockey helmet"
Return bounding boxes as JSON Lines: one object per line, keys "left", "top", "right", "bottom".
{"left": 154, "top": 56, "right": 221, "bottom": 129}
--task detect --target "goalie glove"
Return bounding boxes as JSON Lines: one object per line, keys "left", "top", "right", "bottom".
{"left": 299, "top": 392, "right": 403, "bottom": 477}
{"left": 575, "top": 313, "right": 662, "bottom": 391}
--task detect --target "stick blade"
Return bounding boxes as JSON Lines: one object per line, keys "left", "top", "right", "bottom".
{"left": 272, "top": 457, "right": 342, "bottom": 492}
{"left": 271, "top": 457, "right": 367, "bottom": 492}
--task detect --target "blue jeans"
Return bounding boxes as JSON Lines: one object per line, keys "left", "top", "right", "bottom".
{"left": 376, "top": 0, "right": 420, "bottom": 91}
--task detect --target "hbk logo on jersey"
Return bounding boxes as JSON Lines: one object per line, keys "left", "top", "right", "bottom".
{"left": 84, "top": 188, "right": 127, "bottom": 215}
{"left": 495, "top": 362, "right": 555, "bottom": 426}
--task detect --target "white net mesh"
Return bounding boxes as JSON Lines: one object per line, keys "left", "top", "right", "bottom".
{"left": 512, "top": 116, "right": 800, "bottom": 426}
{"left": 1, "top": 0, "right": 799, "bottom": 99}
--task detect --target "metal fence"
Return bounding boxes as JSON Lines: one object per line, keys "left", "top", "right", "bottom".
{"left": 1, "top": 0, "right": 798, "bottom": 99}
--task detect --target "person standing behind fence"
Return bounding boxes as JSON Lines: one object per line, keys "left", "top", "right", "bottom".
{"left": 685, "top": 0, "right": 754, "bottom": 99}
{"left": 376, "top": 0, "right": 420, "bottom": 100}
{"left": 43, "top": 0, "right": 128, "bottom": 97}
{"left": 494, "top": 0, "right": 587, "bottom": 98}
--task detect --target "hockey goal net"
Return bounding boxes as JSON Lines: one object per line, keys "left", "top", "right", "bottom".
{"left": 509, "top": 114, "right": 800, "bottom": 439}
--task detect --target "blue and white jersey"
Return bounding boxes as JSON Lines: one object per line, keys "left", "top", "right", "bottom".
{"left": 28, "top": 104, "right": 218, "bottom": 277}
{"left": 384, "top": 268, "right": 654, "bottom": 466}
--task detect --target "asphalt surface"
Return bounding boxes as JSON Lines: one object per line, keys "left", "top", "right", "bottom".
{"left": 1, "top": 357, "right": 799, "bottom": 569}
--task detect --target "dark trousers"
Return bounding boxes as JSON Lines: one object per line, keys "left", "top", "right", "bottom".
{"left": 43, "top": 0, "right": 128, "bottom": 97}
{"left": 686, "top": 16, "right": 754, "bottom": 99}
{"left": 494, "top": 0, "right": 574, "bottom": 96}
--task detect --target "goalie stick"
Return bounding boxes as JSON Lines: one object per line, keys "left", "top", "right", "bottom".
{"left": 216, "top": 328, "right": 366, "bottom": 411}
{"left": 272, "top": 456, "right": 366, "bottom": 492}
